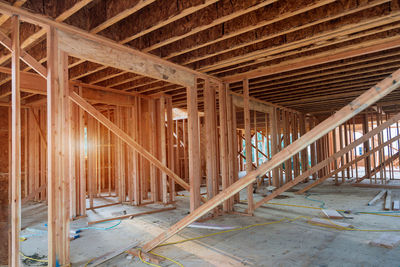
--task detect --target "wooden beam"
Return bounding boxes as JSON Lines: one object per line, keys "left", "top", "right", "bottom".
{"left": 89, "top": 0, "right": 156, "bottom": 34}
{"left": 142, "top": 0, "right": 277, "bottom": 52}
{"left": 10, "top": 15, "right": 21, "bottom": 267}
{"left": 231, "top": 92, "right": 273, "bottom": 114}
{"left": 58, "top": 29, "right": 196, "bottom": 87}
{"left": 224, "top": 36, "right": 400, "bottom": 83}
{"left": 142, "top": 69, "right": 400, "bottom": 252}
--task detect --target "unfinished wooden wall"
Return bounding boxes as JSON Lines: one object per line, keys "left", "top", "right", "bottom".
{"left": 0, "top": 107, "right": 9, "bottom": 265}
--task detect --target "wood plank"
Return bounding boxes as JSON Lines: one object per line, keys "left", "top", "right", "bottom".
{"left": 308, "top": 218, "right": 353, "bottom": 229}
{"left": 219, "top": 83, "right": 229, "bottom": 212}
{"left": 321, "top": 209, "right": 343, "bottom": 219}
{"left": 10, "top": 15, "right": 21, "bottom": 267}
{"left": 368, "top": 190, "right": 387, "bottom": 206}
{"left": 186, "top": 83, "right": 202, "bottom": 211}
{"left": 160, "top": 96, "right": 168, "bottom": 204}
{"left": 270, "top": 108, "right": 279, "bottom": 187}
{"left": 243, "top": 79, "right": 254, "bottom": 215}
{"left": 142, "top": 69, "right": 400, "bottom": 252}
{"left": 58, "top": 29, "right": 196, "bottom": 87}
{"left": 393, "top": 200, "right": 400, "bottom": 210}
{"left": 384, "top": 190, "right": 392, "bottom": 210}
{"left": 369, "top": 233, "right": 400, "bottom": 249}
{"left": 204, "top": 80, "right": 217, "bottom": 201}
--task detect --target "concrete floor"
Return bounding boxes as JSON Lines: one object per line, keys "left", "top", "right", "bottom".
{"left": 20, "top": 179, "right": 400, "bottom": 266}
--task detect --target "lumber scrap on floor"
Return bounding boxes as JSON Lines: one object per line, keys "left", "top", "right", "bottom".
{"left": 384, "top": 190, "right": 392, "bottom": 210}
{"left": 368, "top": 190, "right": 387, "bottom": 206}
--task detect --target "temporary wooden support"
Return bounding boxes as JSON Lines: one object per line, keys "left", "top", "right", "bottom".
{"left": 142, "top": 69, "right": 400, "bottom": 252}
{"left": 10, "top": 15, "right": 21, "bottom": 267}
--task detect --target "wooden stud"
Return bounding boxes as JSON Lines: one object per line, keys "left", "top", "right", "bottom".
{"left": 243, "top": 79, "right": 254, "bottom": 215}
{"left": 10, "top": 15, "right": 21, "bottom": 267}
{"left": 186, "top": 81, "right": 202, "bottom": 211}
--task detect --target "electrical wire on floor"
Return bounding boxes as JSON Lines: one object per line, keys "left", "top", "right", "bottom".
{"left": 76, "top": 220, "right": 122, "bottom": 231}
{"left": 19, "top": 251, "right": 48, "bottom": 264}
{"left": 304, "top": 193, "right": 326, "bottom": 208}
{"left": 135, "top": 248, "right": 184, "bottom": 267}
{"left": 84, "top": 197, "right": 400, "bottom": 266}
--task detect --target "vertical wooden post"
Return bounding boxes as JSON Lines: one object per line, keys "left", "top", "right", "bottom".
{"left": 187, "top": 80, "right": 201, "bottom": 211}
{"left": 182, "top": 119, "right": 189, "bottom": 182}
{"left": 300, "top": 114, "right": 308, "bottom": 181}
{"left": 219, "top": 83, "right": 229, "bottom": 212}
{"left": 10, "top": 15, "right": 21, "bottom": 267}
{"left": 332, "top": 128, "right": 338, "bottom": 184}
{"left": 204, "top": 80, "right": 217, "bottom": 202}
{"left": 284, "top": 111, "right": 292, "bottom": 183}
{"left": 232, "top": 103, "right": 239, "bottom": 203}
{"left": 149, "top": 99, "right": 158, "bottom": 202}
{"left": 243, "top": 79, "right": 254, "bottom": 215}
{"left": 226, "top": 90, "right": 235, "bottom": 210}
{"left": 166, "top": 97, "right": 175, "bottom": 203}
{"left": 159, "top": 96, "right": 168, "bottom": 203}
{"left": 352, "top": 117, "right": 359, "bottom": 180}
{"left": 78, "top": 87, "right": 86, "bottom": 216}
{"left": 254, "top": 111, "right": 259, "bottom": 167}
{"left": 338, "top": 124, "right": 345, "bottom": 181}
{"left": 47, "top": 26, "right": 70, "bottom": 266}
{"left": 271, "top": 108, "right": 279, "bottom": 187}
{"left": 310, "top": 117, "right": 317, "bottom": 180}
{"left": 133, "top": 98, "right": 140, "bottom": 205}
{"left": 362, "top": 113, "right": 371, "bottom": 181}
